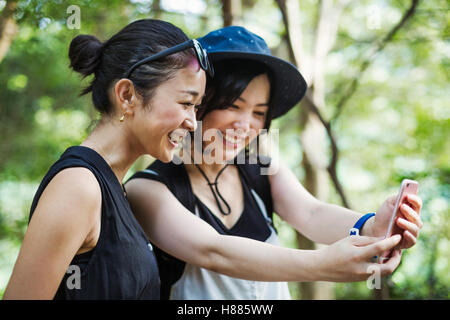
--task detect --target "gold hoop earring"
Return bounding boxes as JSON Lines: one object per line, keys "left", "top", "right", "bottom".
{"left": 119, "top": 114, "right": 125, "bottom": 122}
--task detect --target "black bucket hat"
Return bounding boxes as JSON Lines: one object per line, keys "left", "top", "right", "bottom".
{"left": 198, "top": 26, "right": 307, "bottom": 119}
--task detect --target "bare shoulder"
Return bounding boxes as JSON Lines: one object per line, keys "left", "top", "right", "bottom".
{"left": 31, "top": 167, "right": 102, "bottom": 229}
{"left": 49, "top": 167, "right": 101, "bottom": 197}
{"left": 3, "top": 167, "right": 102, "bottom": 299}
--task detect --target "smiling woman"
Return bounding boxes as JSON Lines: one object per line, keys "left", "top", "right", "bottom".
{"left": 4, "top": 21, "right": 420, "bottom": 301}
{"left": 125, "top": 26, "right": 423, "bottom": 300}
{"left": 3, "top": 18, "right": 208, "bottom": 300}
{"left": 128, "top": 64, "right": 205, "bottom": 162}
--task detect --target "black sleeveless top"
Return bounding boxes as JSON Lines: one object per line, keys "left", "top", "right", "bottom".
{"left": 29, "top": 146, "right": 160, "bottom": 300}
{"left": 127, "top": 158, "right": 275, "bottom": 299}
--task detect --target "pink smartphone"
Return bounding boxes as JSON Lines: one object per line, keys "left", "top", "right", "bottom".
{"left": 378, "top": 179, "right": 419, "bottom": 263}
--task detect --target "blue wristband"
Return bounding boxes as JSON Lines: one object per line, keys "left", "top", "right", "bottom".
{"left": 349, "top": 213, "right": 376, "bottom": 236}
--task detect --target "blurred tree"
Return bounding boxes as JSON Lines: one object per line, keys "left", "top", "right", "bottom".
{"left": 221, "top": 0, "right": 242, "bottom": 26}
{"left": 274, "top": 0, "right": 436, "bottom": 300}
{"left": 0, "top": 0, "right": 448, "bottom": 300}
{"left": 276, "top": 0, "right": 349, "bottom": 300}
{"left": 0, "top": 0, "right": 18, "bottom": 63}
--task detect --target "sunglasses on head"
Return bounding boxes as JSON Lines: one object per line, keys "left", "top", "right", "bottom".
{"left": 124, "top": 39, "right": 214, "bottom": 79}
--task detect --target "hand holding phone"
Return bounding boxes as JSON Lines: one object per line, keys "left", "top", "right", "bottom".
{"left": 378, "top": 179, "right": 419, "bottom": 263}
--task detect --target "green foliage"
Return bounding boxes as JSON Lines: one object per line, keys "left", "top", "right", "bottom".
{"left": 0, "top": 0, "right": 448, "bottom": 299}
{"left": 274, "top": 0, "right": 449, "bottom": 300}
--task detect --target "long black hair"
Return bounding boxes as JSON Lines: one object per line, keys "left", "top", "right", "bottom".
{"left": 68, "top": 19, "right": 196, "bottom": 115}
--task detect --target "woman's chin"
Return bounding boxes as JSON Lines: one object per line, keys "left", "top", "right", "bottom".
{"left": 160, "top": 150, "right": 175, "bottom": 163}
{"left": 147, "top": 145, "right": 174, "bottom": 163}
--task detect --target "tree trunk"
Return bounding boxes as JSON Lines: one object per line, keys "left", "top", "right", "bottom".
{"left": 221, "top": 0, "right": 242, "bottom": 26}
{"left": 298, "top": 92, "right": 334, "bottom": 300}
{"left": 0, "top": 0, "right": 19, "bottom": 64}
{"left": 151, "top": 0, "right": 162, "bottom": 19}
{"left": 276, "top": 0, "right": 351, "bottom": 300}
{"left": 276, "top": 0, "right": 420, "bottom": 300}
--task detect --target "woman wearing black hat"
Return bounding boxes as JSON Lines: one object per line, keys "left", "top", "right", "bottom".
{"left": 125, "top": 26, "right": 423, "bottom": 299}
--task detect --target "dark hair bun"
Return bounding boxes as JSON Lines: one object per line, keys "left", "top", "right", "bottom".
{"left": 68, "top": 20, "right": 193, "bottom": 114}
{"left": 69, "top": 34, "right": 103, "bottom": 77}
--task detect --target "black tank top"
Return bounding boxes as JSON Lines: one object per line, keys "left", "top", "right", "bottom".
{"left": 29, "top": 146, "right": 160, "bottom": 299}
{"left": 127, "top": 158, "right": 275, "bottom": 299}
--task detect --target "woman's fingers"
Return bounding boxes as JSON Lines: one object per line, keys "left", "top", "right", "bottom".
{"left": 365, "top": 234, "right": 402, "bottom": 258}
{"left": 402, "top": 230, "right": 417, "bottom": 248}
{"left": 405, "top": 194, "right": 422, "bottom": 213}
{"left": 379, "top": 249, "right": 402, "bottom": 276}
{"left": 350, "top": 235, "right": 381, "bottom": 247}
{"left": 396, "top": 216, "right": 420, "bottom": 237}
{"left": 400, "top": 203, "right": 423, "bottom": 229}
{"left": 396, "top": 201, "right": 423, "bottom": 249}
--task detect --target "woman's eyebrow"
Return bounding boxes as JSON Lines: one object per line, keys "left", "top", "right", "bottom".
{"left": 179, "top": 90, "right": 200, "bottom": 97}
{"left": 236, "top": 96, "right": 269, "bottom": 107}
{"left": 179, "top": 90, "right": 206, "bottom": 101}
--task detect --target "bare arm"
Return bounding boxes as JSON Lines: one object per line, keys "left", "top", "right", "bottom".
{"left": 126, "top": 178, "right": 318, "bottom": 282}
{"left": 125, "top": 178, "right": 401, "bottom": 282}
{"left": 3, "top": 168, "right": 101, "bottom": 299}
{"left": 269, "top": 161, "right": 365, "bottom": 244}
{"left": 269, "top": 161, "right": 424, "bottom": 247}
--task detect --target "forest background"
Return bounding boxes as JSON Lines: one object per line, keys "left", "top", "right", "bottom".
{"left": 0, "top": 0, "right": 448, "bottom": 299}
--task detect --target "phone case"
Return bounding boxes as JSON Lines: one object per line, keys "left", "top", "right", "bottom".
{"left": 378, "top": 179, "right": 418, "bottom": 263}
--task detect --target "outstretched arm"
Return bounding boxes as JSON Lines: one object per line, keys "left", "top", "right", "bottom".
{"left": 125, "top": 178, "right": 401, "bottom": 282}
{"left": 269, "top": 161, "right": 362, "bottom": 244}
{"left": 269, "top": 161, "right": 422, "bottom": 247}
